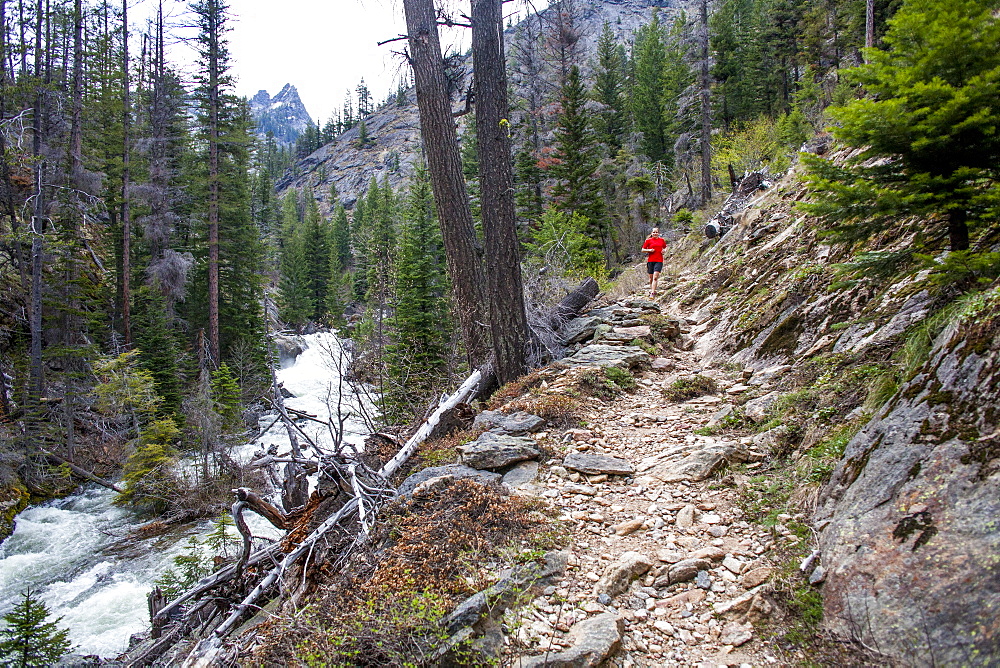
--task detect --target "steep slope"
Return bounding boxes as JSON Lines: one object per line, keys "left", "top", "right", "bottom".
{"left": 654, "top": 153, "right": 999, "bottom": 665}
{"left": 249, "top": 83, "right": 313, "bottom": 146}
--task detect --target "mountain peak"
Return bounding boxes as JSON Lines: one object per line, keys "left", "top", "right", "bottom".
{"left": 249, "top": 83, "right": 313, "bottom": 146}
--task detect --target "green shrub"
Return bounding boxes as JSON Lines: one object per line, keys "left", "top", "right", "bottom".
{"left": 662, "top": 374, "right": 717, "bottom": 401}
{"left": 579, "top": 367, "right": 637, "bottom": 400}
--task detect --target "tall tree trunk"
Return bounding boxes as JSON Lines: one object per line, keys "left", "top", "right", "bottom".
{"left": 471, "top": 0, "right": 529, "bottom": 383}
{"left": 865, "top": 0, "right": 875, "bottom": 55}
{"left": 121, "top": 0, "right": 131, "bottom": 345}
{"left": 699, "top": 0, "right": 712, "bottom": 206}
{"left": 28, "top": 0, "right": 44, "bottom": 403}
{"left": 207, "top": 0, "right": 221, "bottom": 365}
{"left": 0, "top": 0, "right": 25, "bottom": 285}
{"left": 948, "top": 208, "right": 970, "bottom": 252}
{"left": 402, "top": 0, "right": 489, "bottom": 368}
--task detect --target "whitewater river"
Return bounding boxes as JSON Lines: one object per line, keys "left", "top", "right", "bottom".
{"left": 0, "top": 332, "right": 371, "bottom": 658}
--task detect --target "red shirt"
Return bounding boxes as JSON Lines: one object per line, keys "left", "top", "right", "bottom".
{"left": 643, "top": 236, "right": 667, "bottom": 263}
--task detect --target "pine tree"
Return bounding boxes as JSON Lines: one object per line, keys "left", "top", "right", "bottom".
{"left": 803, "top": 0, "right": 1000, "bottom": 257}
{"left": 0, "top": 590, "right": 72, "bottom": 668}
{"left": 278, "top": 234, "right": 313, "bottom": 330}
{"left": 593, "top": 22, "right": 628, "bottom": 152}
{"left": 551, "top": 65, "right": 609, "bottom": 264}
{"left": 632, "top": 13, "right": 669, "bottom": 162}
{"left": 386, "top": 164, "right": 450, "bottom": 418}
{"left": 301, "top": 192, "right": 331, "bottom": 320}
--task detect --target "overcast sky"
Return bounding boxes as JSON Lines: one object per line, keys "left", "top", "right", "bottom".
{"left": 141, "top": 0, "right": 543, "bottom": 124}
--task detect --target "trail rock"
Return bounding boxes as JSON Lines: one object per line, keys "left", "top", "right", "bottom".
{"left": 563, "top": 452, "right": 634, "bottom": 476}
{"left": 675, "top": 504, "right": 696, "bottom": 528}
{"left": 457, "top": 433, "right": 539, "bottom": 471}
{"left": 614, "top": 519, "right": 645, "bottom": 536}
{"left": 656, "top": 558, "right": 712, "bottom": 586}
{"left": 561, "top": 316, "right": 604, "bottom": 345}
{"left": 613, "top": 325, "right": 651, "bottom": 339}
{"left": 741, "top": 567, "right": 776, "bottom": 588}
{"left": 520, "top": 612, "right": 623, "bottom": 668}
{"left": 397, "top": 465, "right": 501, "bottom": 497}
{"left": 743, "top": 391, "right": 781, "bottom": 422}
{"left": 595, "top": 551, "right": 653, "bottom": 596}
{"left": 656, "top": 443, "right": 747, "bottom": 482}
{"left": 651, "top": 357, "right": 675, "bottom": 371}
{"left": 719, "top": 621, "right": 753, "bottom": 647}
{"left": 562, "top": 344, "right": 651, "bottom": 369}
{"left": 502, "top": 461, "right": 539, "bottom": 490}
{"left": 472, "top": 410, "right": 546, "bottom": 435}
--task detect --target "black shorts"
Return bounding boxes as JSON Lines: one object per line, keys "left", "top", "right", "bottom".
{"left": 647, "top": 261, "right": 663, "bottom": 274}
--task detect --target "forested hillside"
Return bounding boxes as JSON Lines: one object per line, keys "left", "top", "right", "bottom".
{"left": 0, "top": 0, "right": 996, "bottom": 665}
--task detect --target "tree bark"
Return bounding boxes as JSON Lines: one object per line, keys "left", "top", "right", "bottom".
{"left": 403, "top": 0, "right": 489, "bottom": 368}
{"left": 865, "top": 0, "right": 875, "bottom": 54}
{"left": 28, "top": 0, "right": 44, "bottom": 403}
{"left": 121, "top": 0, "right": 131, "bottom": 346}
{"left": 207, "top": 0, "right": 221, "bottom": 365}
{"left": 472, "top": 0, "right": 530, "bottom": 385}
{"left": 699, "top": 0, "right": 712, "bottom": 207}
{"left": 948, "top": 208, "right": 969, "bottom": 252}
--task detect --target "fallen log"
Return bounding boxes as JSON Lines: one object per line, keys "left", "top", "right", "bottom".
{"left": 549, "top": 276, "right": 600, "bottom": 329}
{"left": 380, "top": 368, "right": 483, "bottom": 480}
{"left": 41, "top": 449, "right": 123, "bottom": 493}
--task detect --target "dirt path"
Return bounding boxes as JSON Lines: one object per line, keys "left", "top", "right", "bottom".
{"left": 509, "top": 294, "right": 801, "bottom": 667}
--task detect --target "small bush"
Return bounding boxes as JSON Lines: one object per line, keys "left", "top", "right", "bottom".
{"left": 662, "top": 374, "right": 718, "bottom": 402}
{"left": 506, "top": 394, "right": 582, "bottom": 428}
{"left": 578, "top": 367, "right": 637, "bottom": 401}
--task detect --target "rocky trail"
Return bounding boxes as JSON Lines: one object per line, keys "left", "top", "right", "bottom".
{"left": 433, "top": 291, "right": 813, "bottom": 667}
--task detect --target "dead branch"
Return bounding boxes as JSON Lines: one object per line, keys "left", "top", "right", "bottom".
{"left": 41, "top": 449, "right": 123, "bottom": 493}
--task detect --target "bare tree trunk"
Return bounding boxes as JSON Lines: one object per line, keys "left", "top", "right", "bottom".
{"left": 207, "top": 0, "right": 221, "bottom": 365}
{"left": 28, "top": 0, "right": 44, "bottom": 403}
{"left": 865, "top": 0, "right": 875, "bottom": 54}
{"left": 699, "top": 0, "right": 712, "bottom": 207}
{"left": 471, "top": 0, "right": 529, "bottom": 384}
{"left": 403, "top": 0, "right": 489, "bottom": 368}
{"left": 0, "top": 0, "right": 25, "bottom": 286}
{"left": 121, "top": 0, "right": 131, "bottom": 346}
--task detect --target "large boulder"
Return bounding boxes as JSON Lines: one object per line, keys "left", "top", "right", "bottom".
{"left": 472, "top": 410, "right": 546, "bottom": 435}
{"left": 814, "top": 301, "right": 1000, "bottom": 666}
{"left": 457, "top": 433, "right": 540, "bottom": 471}
{"left": 271, "top": 334, "right": 306, "bottom": 367}
{"left": 397, "top": 464, "right": 501, "bottom": 498}
{"left": 519, "top": 612, "right": 623, "bottom": 668}
{"left": 562, "top": 344, "right": 651, "bottom": 369}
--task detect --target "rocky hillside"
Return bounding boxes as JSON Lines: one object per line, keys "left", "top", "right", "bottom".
{"left": 249, "top": 83, "right": 313, "bottom": 146}
{"left": 656, "top": 155, "right": 999, "bottom": 664}
{"left": 274, "top": 0, "right": 695, "bottom": 213}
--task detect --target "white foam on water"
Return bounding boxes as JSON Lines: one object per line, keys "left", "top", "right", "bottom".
{"left": 0, "top": 332, "right": 366, "bottom": 657}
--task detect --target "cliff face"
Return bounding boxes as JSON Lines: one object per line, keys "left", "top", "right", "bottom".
{"left": 663, "top": 155, "right": 999, "bottom": 665}
{"left": 250, "top": 83, "right": 313, "bottom": 146}
{"left": 274, "top": 0, "right": 696, "bottom": 213}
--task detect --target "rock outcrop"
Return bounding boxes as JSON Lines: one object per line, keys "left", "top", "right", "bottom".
{"left": 815, "top": 295, "right": 1000, "bottom": 665}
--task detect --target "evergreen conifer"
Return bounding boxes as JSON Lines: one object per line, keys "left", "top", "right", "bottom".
{"left": 0, "top": 590, "right": 72, "bottom": 668}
